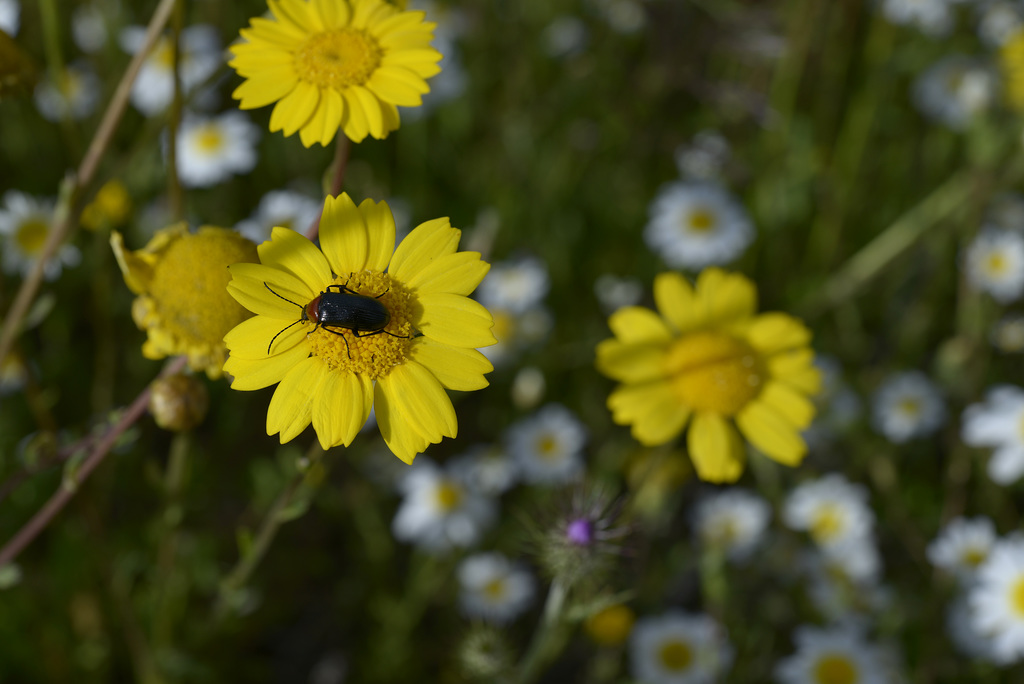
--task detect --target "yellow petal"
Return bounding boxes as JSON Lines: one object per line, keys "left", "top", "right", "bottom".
{"left": 417, "top": 292, "right": 496, "bottom": 348}
{"left": 320, "top": 193, "right": 368, "bottom": 275}
{"left": 225, "top": 342, "right": 310, "bottom": 391}
{"left": 312, "top": 367, "right": 370, "bottom": 449}
{"left": 374, "top": 377, "right": 430, "bottom": 464}
{"left": 695, "top": 268, "right": 757, "bottom": 327}
{"left": 757, "top": 380, "right": 816, "bottom": 430}
{"left": 258, "top": 227, "right": 333, "bottom": 289}
{"left": 228, "top": 278, "right": 301, "bottom": 318}
{"left": 389, "top": 217, "right": 459, "bottom": 283}
{"left": 654, "top": 272, "right": 703, "bottom": 333}
{"left": 359, "top": 198, "right": 397, "bottom": 273}
{"left": 270, "top": 80, "right": 320, "bottom": 136}
{"left": 745, "top": 313, "right": 812, "bottom": 355}
{"left": 687, "top": 412, "right": 745, "bottom": 483}
{"left": 340, "top": 89, "right": 370, "bottom": 143}
{"left": 367, "top": 67, "right": 425, "bottom": 107}
{"left": 735, "top": 400, "right": 807, "bottom": 466}
{"left": 299, "top": 87, "right": 343, "bottom": 147}
{"left": 608, "top": 380, "right": 690, "bottom": 446}
{"left": 381, "top": 48, "right": 443, "bottom": 77}
{"left": 410, "top": 337, "right": 493, "bottom": 390}
{"left": 229, "top": 262, "right": 314, "bottom": 302}
{"left": 232, "top": 71, "right": 297, "bottom": 109}
{"left": 403, "top": 251, "right": 489, "bottom": 296}
{"left": 350, "top": 85, "right": 385, "bottom": 139}
{"left": 595, "top": 339, "right": 668, "bottom": 383}
{"left": 235, "top": 16, "right": 306, "bottom": 48}
{"left": 110, "top": 231, "right": 153, "bottom": 295}
{"left": 268, "top": 0, "right": 320, "bottom": 33}
{"left": 267, "top": 356, "right": 322, "bottom": 442}
{"left": 224, "top": 314, "right": 309, "bottom": 359}
{"left": 607, "top": 306, "right": 673, "bottom": 344}
{"left": 311, "top": 0, "right": 350, "bottom": 28}
{"left": 381, "top": 362, "right": 457, "bottom": 442}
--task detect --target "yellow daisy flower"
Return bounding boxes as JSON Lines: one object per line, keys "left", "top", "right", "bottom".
{"left": 596, "top": 269, "right": 821, "bottom": 483}
{"left": 223, "top": 193, "right": 496, "bottom": 462}
{"left": 1003, "top": 30, "right": 1024, "bottom": 111}
{"left": 228, "top": 0, "right": 442, "bottom": 147}
{"left": 111, "top": 223, "right": 259, "bottom": 379}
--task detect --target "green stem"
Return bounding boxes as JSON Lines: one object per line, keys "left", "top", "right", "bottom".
{"left": 152, "top": 431, "right": 191, "bottom": 648}
{"left": 166, "top": 0, "right": 186, "bottom": 220}
{"left": 515, "top": 580, "right": 573, "bottom": 684}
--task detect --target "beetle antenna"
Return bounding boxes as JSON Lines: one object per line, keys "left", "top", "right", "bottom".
{"left": 264, "top": 282, "right": 303, "bottom": 309}
{"left": 267, "top": 319, "right": 303, "bottom": 355}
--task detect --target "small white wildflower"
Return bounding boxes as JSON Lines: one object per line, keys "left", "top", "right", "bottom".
{"left": 476, "top": 256, "right": 550, "bottom": 315}
{"left": 235, "top": 190, "right": 321, "bottom": 244}
{"left": 34, "top": 63, "right": 101, "bottom": 122}
{"left": 928, "top": 516, "right": 997, "bottom": 581}
{"left": 674, "top": 130, "right": 731, "bottom": 182}
{"left": 391, "top": 458, "right": 497, "bottom": 552}
{"left": 783, "top": 474, "right": 875, "bottom": 551}
{"left": 174, "top": 112, "right": 259, "bottom": 188}
{"left": 992, "top": 313, "right": 1024, "bottom": 353}
{"left": 120, "top": 24, "right": 221, "bottom": 116}
{"left": 872, "top": 371, "right": 946, "bottom": 443}
{"left": 457, "top": 552, "right": 535, "bottom": 623}
{"left": 447, "top": 445, "right": 518, "bottom": 496}
{"left": 962, "top": 385, "right": 1024, "bottom": 484}
{"left": 693, "top": 488, "right": 771, "bottom": 562}
{"left": 72, "top": 4, "right": 108, "bottom": 53}
{"left": 511, "top": 366, "right": 546, "bottom": 410}
{"left": 774, "top": 625, "right": 889, "bottom": 684}
{"left": 594, "top": 273, "right": 643, "bottom": 314}
{"left": 0, "top": 0, "right": 19, "bottom": 36}
{"left": 644, "top": 181, "right": 754, "bottom": 270}
{"left": 964, "top": 228, "right": 1024, "bottom": 303}
{"left": 506, "top": 404, "right": 587, "bottom": 485}
{"left": 912, "top": 56, "right": 996, "bottom": 130}
{"left": 630, "top": 611, "right": 734, "bottom": 684}
{"left": 0, "top": 191, "right": 80, "bottom": 280}
{"left": 881, "top": 0, "right": 960, "bottom": 36}
{"left": 968, "top": 535, "right": 1024, "bottom": 664}
{"left": 976, "top": 1, "right": 1024, "bottom": 47}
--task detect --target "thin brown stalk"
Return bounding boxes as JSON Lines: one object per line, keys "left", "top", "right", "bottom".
{"left": 305, "top": 135, "right": 352, "bottom": 240}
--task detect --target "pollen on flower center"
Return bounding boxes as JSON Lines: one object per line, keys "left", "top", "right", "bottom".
{"left": 658, "top": 640, "right": 693, "bottom": 671}
{"left": 665, "top": 332, "right": 763, "bottom": 416}
{"left": 483, "top": 578, "right": 507, "bottom": 600}
{"left": 1012, "top": 576, "right": 1024, "bottom": 616}
{"left": 986, "top": 252, "right": 1009, "bottom": 276}
{"left": 810, "top": 505, "right": 843, "bottom": 543}
{"left": 295, "top": 29, "right": 383, "bottom": 90}
{"left": 686, "top": 208, "right": 716, "bottom": 233}
{"left": 812, "top": 655, "right": 857, "bottom": 684}
{"left": 195, "top": 126, "right": 224, "bottom": 152}
{"left": 15, "top": 219, "right": 49, "bottom": 254}
{"left": 304, "top": 271, "right": 416, "bottom": 380}
{"left": 435, "top": 479, "right": 463, "bottom": 511}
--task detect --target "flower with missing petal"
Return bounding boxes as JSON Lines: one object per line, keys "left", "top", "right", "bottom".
{"left": 223, "top": 193, "right": 495, "bottom": 461}
{"left": 596, "top": 269, "right": 821, "bottom": 483}
{"left": 228, "top": 0, "right": 442, "bottom": 146}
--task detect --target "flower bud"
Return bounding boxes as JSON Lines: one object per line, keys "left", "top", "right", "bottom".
{"left": 149, "top": 373, "right": 208, "bottom": 431}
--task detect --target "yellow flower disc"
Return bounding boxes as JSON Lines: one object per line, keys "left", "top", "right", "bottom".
{"left": 658, "top": 640, "right": 693, "bottom": 672}
{"left": 296, "top": 29, "right": 383, "bottom": 89}
{"left": 665, "top": 332, "right": 763, "bottom": 416}
{"left": 812, "top": 655, "right": 857, "bottom": 684}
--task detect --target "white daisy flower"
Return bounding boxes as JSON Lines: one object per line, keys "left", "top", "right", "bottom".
{"left": 72, "top": 4, "right": 108, "bottom": 53}
{"left": 881, "top": 0, "right": 961, "bottom": 36}
{"left": 479, "top": 305, "right": 553, "bottom": 368}
{"left": 629, "top": 611, "right": 733, "bottom": 684}
{"left": 447, "top": 445, "right": 518, "bottom": 496}
{"left": 947, "top": 595, "right": 1003, "bottom": 662}
{"left": 774, "top": 625, "right": 889, "bottom": 684}
{"left": 928, "top": 516, "right": 997, "bottom": 581}
{"left": 476, "top": 256, "right": 550, "bottom": 315}
{"left": 119, "top": 24, "right": 221, "bottom": 116}
{"left": 457, "top": 552, "right": 535, "bottom": 623}
{"left": 871, "top": 371, "right": 946, "bottom": 443}
{"left": 235, "top": 190, "right": 321, "bottom": 244}
{"left": 968, "top": 535, "right": 1024, "bottom": 664}
{"left": 912, "top": 56, "right": 996, "bottom": 130}
{"left": 964, "top": 228, "right": 1024, "bottom": 303}
{"left": 962, "top": 385, "right": 1024, "bottom": 484}
{"left": 783, "top": 474, "right": 875, "bottom": 552}
{"left": 33, "top": 63, "right": 101, "bottom": 122}
{"left": 0, "top": 0, "right": 19, "bottom": 36}
{"left": 0, "top": 191, "right": 80, "bottom": 280}
{"left": 674, "top": 130, "right": 731, "bottom": 182}
{"left": 692, "top": 488, "right": 771, "bottom": 562}
{"left": 391, "top": 458, "right": 498, "bottom": 552}
{"left": 992, "top": 313, "right": 1024, "bottom": 352}
{"left": 802, "top": 545, "right": 887, "bottom": 620}
{"left": 506, "top": 404, "right": 587, "bottom": 485}
{"left": 594, "top": 273, "right": 643, "bottom": 314}
{"left": 174, "top": 112, "right": 259, "bottom": 188}
{"left": 976, "top": 1, "right": 1023, "bottom": 47}
{"left": 643, "top": 181, "right": 754, "bottom": 270}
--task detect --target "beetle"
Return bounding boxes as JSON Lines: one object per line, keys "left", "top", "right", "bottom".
{"left": 263, "top": 281, "right": 410, "bottom": 358}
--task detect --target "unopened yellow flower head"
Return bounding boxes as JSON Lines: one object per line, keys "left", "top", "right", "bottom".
{"left": 596, "top": 269, "right": 821, "bottom": 483}
{"left": 223, "top": 193, "right": 496, "bottom": 462}
{"left": 228, "top": 0, "right": 442, "bottom": 147}
{"left": 585, "top": 604, "right": 636, "bottom": 647}
{"left": 111, "top": 223, "right": 258, "bottom": 378}
{"left": 81, "top": 180, "right": 131, "bottom": 231}
{"left": 1002, "top": 30, "right": 1024, "bottom": 111}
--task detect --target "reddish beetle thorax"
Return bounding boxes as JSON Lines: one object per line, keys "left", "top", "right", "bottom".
{"left": 304, "top": 296, "right": 321, "bottom": 323}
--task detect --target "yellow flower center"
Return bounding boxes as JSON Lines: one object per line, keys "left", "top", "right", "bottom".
{"left": 149, "top": 230, "right": 258, "bottom": 347}
{"left": 483, "top": 578, "right": 507, "bottom": 600}
{"left": 812, "top": 654, "right": 857, "bottom": 684}
{"left": 295, "top": 29, "right": 383, "bottom": 90}
{"left": 657, "top": 640, "right": 693, "bottom": 672}
{"left": 1011, "top": 576, "right": 1024, "bottom": 617}
{"left": 686, "top": 208, "right": 716, "bottom": 233}
{"left": 962, "top": 547, "right": 987, "bottom": 567}
{"left": 304, "top": 271, "right": 415, "bottom": 380}
{"left": 810, "top": 504, "right": 844, "bottom": 543}
{"left": 195, "top": 125, "right": 224, "bottom": 153}
{"left": 15, "top": 218, "right": 49, "bottom": 255}
{"left": 434, "top": 479, "right": 463, "bottom": 511}
{"left": 584, "top": 605, "right": 635, "bottom": 647}
{"left": 897, "top": 398, "right": 921, "bottom": 419}
{"left": 985, "top": 252, "right": 1009, "bottom": 276}
{"left": 665, "top": 332, "right": 764, "bottom": 416}
{"left": 536, "top": 434, "right": 559, "bottom": 460}
{"left": 155, "top": 40, "right": 176, "bottom": 69}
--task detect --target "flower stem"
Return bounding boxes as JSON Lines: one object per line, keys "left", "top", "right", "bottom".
{"left": 306, "top": 135, "right": 351, "bottom": 241}
{"left": 0, "top": 356, "right": 187, "bottom": 568}
{"left": 166, "top": 0, "right": 186, "bottom": 221}
{"left": 515, "top": 579, "right": 573, "bottom": 684}
{"left": 0, "top": 0, "right": 179, "bottom": 370}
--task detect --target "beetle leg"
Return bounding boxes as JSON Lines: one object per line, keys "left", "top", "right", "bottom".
{"left": 319, "top": 325, "right": 352, "bottom": 359}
